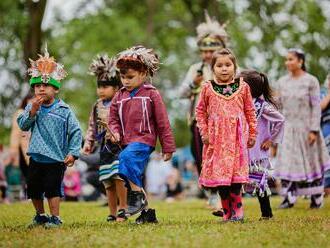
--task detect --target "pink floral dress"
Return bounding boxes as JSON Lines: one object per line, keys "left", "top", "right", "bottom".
{"left": 195, "top": 78, "right": 257, "bottom": 187}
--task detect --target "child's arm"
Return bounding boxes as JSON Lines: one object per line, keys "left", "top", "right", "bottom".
{"left": 17, "top": 97, "right": 42, "bottom": 131}
{"left": 109, "top": 93, "right": 122, "bottom": 142}
{"left": 195, "top": 84, "right": 209, "bottom": 143}
{"left": 66, "top": 110, "right": 83, "bottom": 165}
{"left": 243, "top": 84, "right": 257, "bottom": 146}
{"left": 151, "top": 90, "right": 176, "bottom": 157}
{"left": 263, "top": 103, "right": 285, "bottom": 144}
{"left": 82, "top": 104, "right": 97, "bottom": 154}
{"left": 260, "top": 103, "right": 285, "bottom": 150}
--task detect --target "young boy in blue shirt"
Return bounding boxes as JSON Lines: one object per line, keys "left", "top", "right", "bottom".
{"left": 17, "top": 47, "right": 82, "bottom": 228}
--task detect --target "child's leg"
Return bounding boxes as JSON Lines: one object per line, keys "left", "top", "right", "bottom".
{"left": 119, "top": 143, "right": 153, "bottom": 216}
{"left": 32, "top": 199, "right": 45, "bottom": 214}
{"left": 106, "top": 184, "right": 117, "bottom": 217}
{"left": 129, "top": 181, "right": 142, "bottom": 191}
{"left": 229, "top": 183, "right": 243, "bottom": 220}
{"left": 115, "top": 179, "right": 127, "bottom": 210}
{"left": 257, "top": 194, "right": 273, "bottom": 218}
{"left": 218, "top": 186, "right": 231, "bottom": 221}
{"left": 47, "top": 197, "right": 60, "bottom": 216}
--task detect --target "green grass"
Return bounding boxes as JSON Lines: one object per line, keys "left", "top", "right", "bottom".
{"left": 0, "top": 197, "right": 329, "bottom": 248}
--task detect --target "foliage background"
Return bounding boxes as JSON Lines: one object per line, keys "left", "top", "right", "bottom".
{"left": 0, "top": 0, "right": 329, "bottom": 146}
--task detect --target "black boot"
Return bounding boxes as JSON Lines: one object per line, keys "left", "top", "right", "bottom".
{"left": 135, "top": 209, "right": 158, "bottom": 224}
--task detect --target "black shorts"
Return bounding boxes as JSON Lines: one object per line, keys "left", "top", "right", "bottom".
{"left": 27, "top": 158, "right": 66, "bottom": 199}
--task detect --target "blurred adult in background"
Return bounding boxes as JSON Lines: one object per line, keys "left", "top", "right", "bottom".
{"left": 63, "top": 166, "right": 81, "bottom": 201}
{"left": 179, "top": 11, "right": 227, "bottom": 210}
{"left": 274, "top": 49, "right": 330, "bottom": 209}
{"left": 320, "top": 73, "right": 330, "bottom": 197}
{"left": 180, "top": 11, "right": 227, "bottom": 176}
{"left": 0, "top": 145, "right": 8, "bottom": 203}
{"left": 9, "top": 92, "right": 34, "bottom": 197}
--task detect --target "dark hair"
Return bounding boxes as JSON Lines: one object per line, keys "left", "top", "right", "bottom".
{"left": 97, "top": 71, "right": 122, "bottom": 88}
{"left": 20, "top": 91, "right": 34, "bottom": 109}
{"left": 116, "top": 58, "right": 148, "bottom": 75}
{"left": 288, "top": 48, "right": 306, "bottom": 71}
{"left": 211, "top": 48, "right": 237, "bottom": 73}
{"left": 239, "top": 69, "right": 278, "bottom": 108}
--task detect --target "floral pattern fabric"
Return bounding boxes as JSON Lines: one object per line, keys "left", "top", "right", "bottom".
{"left": 195, "top": 79, "right": 257, "bottom": 187}
{"left": 274, "top": 73, "right": 330, "bottom": 187}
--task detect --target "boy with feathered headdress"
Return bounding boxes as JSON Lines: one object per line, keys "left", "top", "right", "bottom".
{"left": 17, "top": 46, "right": 82, "bottom": 228}
{"left": 109, "top": 45, "right": 176, "bottom": 223}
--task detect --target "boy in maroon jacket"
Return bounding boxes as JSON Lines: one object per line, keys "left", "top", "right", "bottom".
{"left": 109, "top": 46, "right": 176, "bottom": 220}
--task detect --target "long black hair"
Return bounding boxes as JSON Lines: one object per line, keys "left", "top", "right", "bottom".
{"left": 239, "top": 69, "right": 278, "bottom": 108}
{"left": 288, "top": 48, "right": 306, "bottom": 71}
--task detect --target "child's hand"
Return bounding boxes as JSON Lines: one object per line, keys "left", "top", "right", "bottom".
{"left": 261, "top": 140, "right": 272, "bottom": 151}
{"left": 30, "top": 96, "right": 44, "bottom": 117}
{"left": 308, "top": 131, "right": 318, "bottom": 145}
{"left": 163, "top": 153, "right": 172, "bottom": 161}
{"left": 111, "top": 133, "right": 121, "bottom": 143}
{"left": 247, "top": 138, "right": 256, "bottom": 148}
{"left": 82, "top": 145, "right": 92, "bottom": 155}
{"left": 64, "top": 155, "right": 75, "bottom": 167}
{"left": 201, "top": 135, "right": 209, "bottom": 145}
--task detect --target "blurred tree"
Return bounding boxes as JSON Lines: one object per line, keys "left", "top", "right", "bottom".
{"left": 0, "top": 0, "right": 47, "bottom": 144}
{"left": 0, "top": 0, "right": 329, "bottom": 147}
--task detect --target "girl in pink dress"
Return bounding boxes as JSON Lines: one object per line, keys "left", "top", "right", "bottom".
{"left": 195, "top": 48, "right": 257, "bottom": 222}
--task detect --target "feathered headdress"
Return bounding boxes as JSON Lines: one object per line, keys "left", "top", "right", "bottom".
{"left": 89, "top": 54, "right": 120, "bottom": 86}
{"left": 116, "top": 45, "right": 160, "bottom": 76}
{"left": 28, "top": 44, "right": 67, "bottom": 89}
{"left": 196, "top": 10, "right": 228, "bottom": 50}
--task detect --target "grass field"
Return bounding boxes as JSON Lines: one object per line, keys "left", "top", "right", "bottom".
{"left": 0, "top": 197, "right": 329, "bottom": 248}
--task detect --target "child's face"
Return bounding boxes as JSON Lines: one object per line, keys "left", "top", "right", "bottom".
{"left": 120, "top": 69, "right": 147, "bottom": 91}
{"left": 97, "top": 85, "right": 118, "bottom": 100}
{"left": 33, "top": 83, "right": 58, "bottom": 104}
{"left": 213, "top": 55, "right": 235, "bottom": 83}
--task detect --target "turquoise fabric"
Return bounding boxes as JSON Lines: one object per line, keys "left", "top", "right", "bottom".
{"left": 17, "top": 99, "right": 82, "bottom": 162}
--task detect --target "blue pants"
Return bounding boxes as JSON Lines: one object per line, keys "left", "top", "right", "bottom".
{"left": 118, "top": 142, "right": 154, "bottom": 188}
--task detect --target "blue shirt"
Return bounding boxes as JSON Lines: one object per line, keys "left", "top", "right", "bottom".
{"left": 17, "top": 99, "right": 82, "bottom": 163}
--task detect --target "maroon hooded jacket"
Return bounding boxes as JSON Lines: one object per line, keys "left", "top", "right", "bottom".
{"left": 109, "top": 84, "right": 176, "bottom": 153}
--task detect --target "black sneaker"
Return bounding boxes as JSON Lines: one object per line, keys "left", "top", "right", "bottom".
{"left": 135, "top": 209, "right": 158, "bottom": 225}
{"left": 28, "top": 213, "right": 49, "bottom": 228}
{"left": 116, "top": 209, "right": 127, "bottom": 222}
{"left": 259, "top": 216, "right": 273, "bottom": 221}
{"left": 310, "top": 201, "right": 323, "bottom": 209}
{"left": 107, "top": 215, "right": 116, "bottom": 222}
{"left": 212, "top": 209, "right": 224, "bottom": 217}
{"left": 44, "top": 216, "right": 63, "bottom": 229}
{"left": 126, "top": 190, "right": 148, "bottom": 216}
